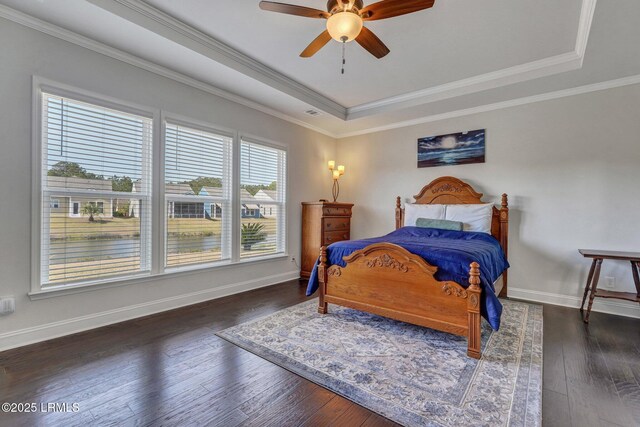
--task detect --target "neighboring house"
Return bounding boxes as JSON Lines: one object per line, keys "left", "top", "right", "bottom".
{"left": 47, "top": 176, "right": 114, "bottom": 218}
{"left": 254, "top": 189, "right": 278, "bottom": 218}
{"left": 131, "top": 182, "right": 206, "bottom": 218}
{"left": 128, "top": 180, "right": 144, "bottom": 218}
{"left": 165, "top": 183, "right": 203, "bottom": 219}
{"left": 255, "top": 189, "right": 277, "bottom": 200}
{"left": 240, "top": 189, "right": 261, "bottom": 218}
{"left": 129, "top": 183, "right": 263, "bottom": 219}
{"left": 199, "top": 186, "right": 224, "bottom": 219}
{"left": 112, "top": 199, "right": 132, "bottom": 216}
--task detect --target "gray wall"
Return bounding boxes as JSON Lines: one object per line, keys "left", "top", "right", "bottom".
{"left": 337, "top": 84, "right": 640, "bottom": 315}
{"left": 2, "top": 15, "right": 639, "bottom": 350}
{"left": 0, "top": 19, "right": 336, "bottom": 349}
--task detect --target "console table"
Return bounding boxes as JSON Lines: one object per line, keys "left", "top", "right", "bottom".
{"left": 579, "top": 249, "right": 640, "bottom": 323}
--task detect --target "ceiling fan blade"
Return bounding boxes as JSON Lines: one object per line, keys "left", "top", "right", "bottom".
{"left": 355, "top": 27, "right": 390, "bottom": 58}
{"left": 259, "top": 1, "right": 329, "bottom": 19}
{"left": 361, "top": 0, "right": 435, "bottom": 21}
{"left": 300, "top": 30, "right": 332, "bottom": 57}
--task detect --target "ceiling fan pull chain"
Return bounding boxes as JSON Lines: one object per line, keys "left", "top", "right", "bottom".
{"left": 341, "top": 37, "right": 347, "bottom": 74}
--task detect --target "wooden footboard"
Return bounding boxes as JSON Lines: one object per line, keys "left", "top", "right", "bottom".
{"left": 318, "top": 243, "right": 483, "bottom": 358}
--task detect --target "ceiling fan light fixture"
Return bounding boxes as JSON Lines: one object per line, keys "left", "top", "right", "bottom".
{"left": 326, "top": 11, "right": 363, "bottom": 42}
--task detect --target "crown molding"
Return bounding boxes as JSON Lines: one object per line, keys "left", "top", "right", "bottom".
{"left": 575, "top": 0, "right": 598, "bottom": 60}
{"left": 86, "top": 0, "right": 347, "bottom": 120}
{"left": 335, "top": 73, "right": 640, "bottom": 138}
{"left": 1, "top": 0, "right": 611, "bottom": 141}
{"left": 92, "top": 0, "right": 597, "bottom": 121}
{"left": 346, "top": 0, "right": 598, "bottom": 119}
{"left": 346, "top": 51, "right": 583, "bottom": 119}
{"left": 0, "top": 4, "right": 338, "bottom": 138}
{"left": 91, "top": 0, "right": 597, "bottom": 121}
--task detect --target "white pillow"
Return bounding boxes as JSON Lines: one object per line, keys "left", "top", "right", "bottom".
{"left": 444, "top": 204, "right": 493, "bottom": 233}
{"left": 404, "top": 204, "right": 445, "bottom": 227}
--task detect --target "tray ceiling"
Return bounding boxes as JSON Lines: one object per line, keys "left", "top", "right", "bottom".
{"left": 1, "top": 0, "right": 639, "bottom": 137}
{"left": 144, "top": 0, "right": 581, "bottom": 107}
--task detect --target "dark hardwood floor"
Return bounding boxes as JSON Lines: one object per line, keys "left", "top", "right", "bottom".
{"left": 540, "top": 299, "right": 640, "bottom": 427}
{"left": 0, "top": 280, "right": 638, "bottom": 426}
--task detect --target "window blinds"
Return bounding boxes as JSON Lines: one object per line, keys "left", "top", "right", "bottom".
{"left": 240, "top": 140, "right": 287, "bottom": 258}
{"left": 41, "top": 93, "right": 152, "bottom": 286}
{"left": 37, "top": 90, "right": 289, "bottom": 290}
{"left": 164, "top": 123, "right": 233, "bottom": 268}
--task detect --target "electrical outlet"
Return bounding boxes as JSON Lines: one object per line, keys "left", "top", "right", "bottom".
{"left": 0, "top": 297, "right": 15, "bottom": 315}
{"left": 604, "top": 277, "right": 615, "bottom": 289}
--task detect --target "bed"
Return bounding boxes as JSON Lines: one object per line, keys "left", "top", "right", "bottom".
{"left": 306, "top": 176, "right": 509, "bottom": 358}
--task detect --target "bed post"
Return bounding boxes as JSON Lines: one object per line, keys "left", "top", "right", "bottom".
{"left": 318, "top": 246, "right": 328, "bottom": 314}
{"left": 499, "top": 194, "right": 509, "bottom": 298}
{"left": 467, "top": 262, "right": 482, "bottom": 359}
{"left": 395, "top": 196, "right": 403, "bottom": 230}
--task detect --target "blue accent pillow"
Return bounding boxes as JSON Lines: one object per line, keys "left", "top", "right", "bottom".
{"left": 415, "top": 217, "right": 464, "bottom": 231}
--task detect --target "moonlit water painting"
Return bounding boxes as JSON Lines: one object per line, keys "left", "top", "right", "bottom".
{"left": 417, "top": 129, "right": 485, "bottom": 168}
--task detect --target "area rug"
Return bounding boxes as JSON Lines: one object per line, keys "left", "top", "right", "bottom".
{"left": 217, "top": 299, "right": 542, "bottom": 426}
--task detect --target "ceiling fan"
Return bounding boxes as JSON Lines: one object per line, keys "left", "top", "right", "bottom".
{"left": 259, "top": 0, "right": 435, "bottom": 60}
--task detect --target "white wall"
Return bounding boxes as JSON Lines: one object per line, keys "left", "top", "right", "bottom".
{"left": 0, "top": 19, "right": 336, "bottom": 350}
{"left": 337, "top": 84, "right": 640, "bottom": 317}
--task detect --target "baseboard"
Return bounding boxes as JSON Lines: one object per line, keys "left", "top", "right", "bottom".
{"left": 4, "top": 279, "right": 633, "bottom": 353}
{"left": 509, "top": 287, "right": 640, "bottom": 319}
{"left": 0, "top": 270, "right": 300, "bottom": 352}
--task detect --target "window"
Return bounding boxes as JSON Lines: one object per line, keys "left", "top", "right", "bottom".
{"left": 240, "top": 139, "right": 286, "bottom": 259}
{"left": 88, "top": 201, "right": 105, "bottom": 214}
{"left": 34, "top": 82, "right": 289, "bottom": 294}
{"left": 39, "top": 93, "right": 152, "bottom": 287}
{"left": 164, "top": 122, "right": 232, "bottom": 269}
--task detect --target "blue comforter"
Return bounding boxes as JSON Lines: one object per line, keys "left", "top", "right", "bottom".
{"left": 306, "top": 227, "right": 509, "bottom": 330}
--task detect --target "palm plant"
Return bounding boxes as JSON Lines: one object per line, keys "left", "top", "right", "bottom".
{"left": 241, "top": 222, "right": 267, "bottom": 251}
{"left": 82, "top": 203, "right": 102, "bottom": 222}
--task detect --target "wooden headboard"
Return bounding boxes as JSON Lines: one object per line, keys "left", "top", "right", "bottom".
{"left": 395, "top": 176, "right": 509, "bottom": 271}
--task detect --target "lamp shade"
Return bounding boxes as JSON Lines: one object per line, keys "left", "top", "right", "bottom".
{"left": 332, "top": 170, "right": 340, "bottom": 180}
{"left": 328, "top": 160, "right": 335, "bottom": 170}
{"left": 326, "top": 11, "right": 363, "bottom": 42}
{"left": 337, "top": 165, "right": 345, "bottom": 175}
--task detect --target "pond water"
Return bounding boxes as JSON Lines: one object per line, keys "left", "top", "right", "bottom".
{"left": 49, "top": 236, "right": 222, "bottom": 264}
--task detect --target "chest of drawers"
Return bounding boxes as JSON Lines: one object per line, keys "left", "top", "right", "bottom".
{"left": 300, "top": 202, "right": 353, "bottom": 279}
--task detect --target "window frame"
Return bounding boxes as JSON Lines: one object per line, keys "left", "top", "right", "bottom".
{"left": 69, "top": 200, "right": 80, "bottom": 218}
{"left": 31, "top": 78, "right": 158, "bottom": 295}
{"left": 237, "top": 134, "right": 288, "bottom": 262}
{"left": 161, "top": 114, "right": 236, "bottom": 272}
{"left": 87, "top": 201, "right": 105, "bottom": 215}
{"left": 30, "top": 79, "right": 290, "bottom": 299}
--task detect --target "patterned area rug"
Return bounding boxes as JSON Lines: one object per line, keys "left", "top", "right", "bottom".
{"left": 217, "top": 299, "right": 542, "bottom": 426}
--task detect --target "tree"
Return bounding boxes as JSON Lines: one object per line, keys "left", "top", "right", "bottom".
{"left": 241, "top": 223, "right": 267, "bottom": 251}
{"left": 81, "top": 203, "right": 102, "bottom": 222}
{"left": 48, "top": 161, "right": 102, "bottom": 180}
{"left": 111, "top": 175, "right": 133, "bottom": 215}
{"left": 241, "top": 181, "right": 277, "bottom": 196}
{"left": 112, "top": 175, "right": 133, "bottom": 193}
{"left": 183, "top": 176, "right": 223, "bottom": 194}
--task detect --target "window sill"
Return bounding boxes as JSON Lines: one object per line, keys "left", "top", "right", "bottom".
{"left": 28, "top": 253, "right": 290, "bottom": 300}
{"left": 237, "top": 252, "right": 289, "bottom": 265}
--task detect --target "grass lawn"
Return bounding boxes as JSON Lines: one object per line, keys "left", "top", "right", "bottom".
{"left": 50, "top": 216, "right": 142, "bottom": 240}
